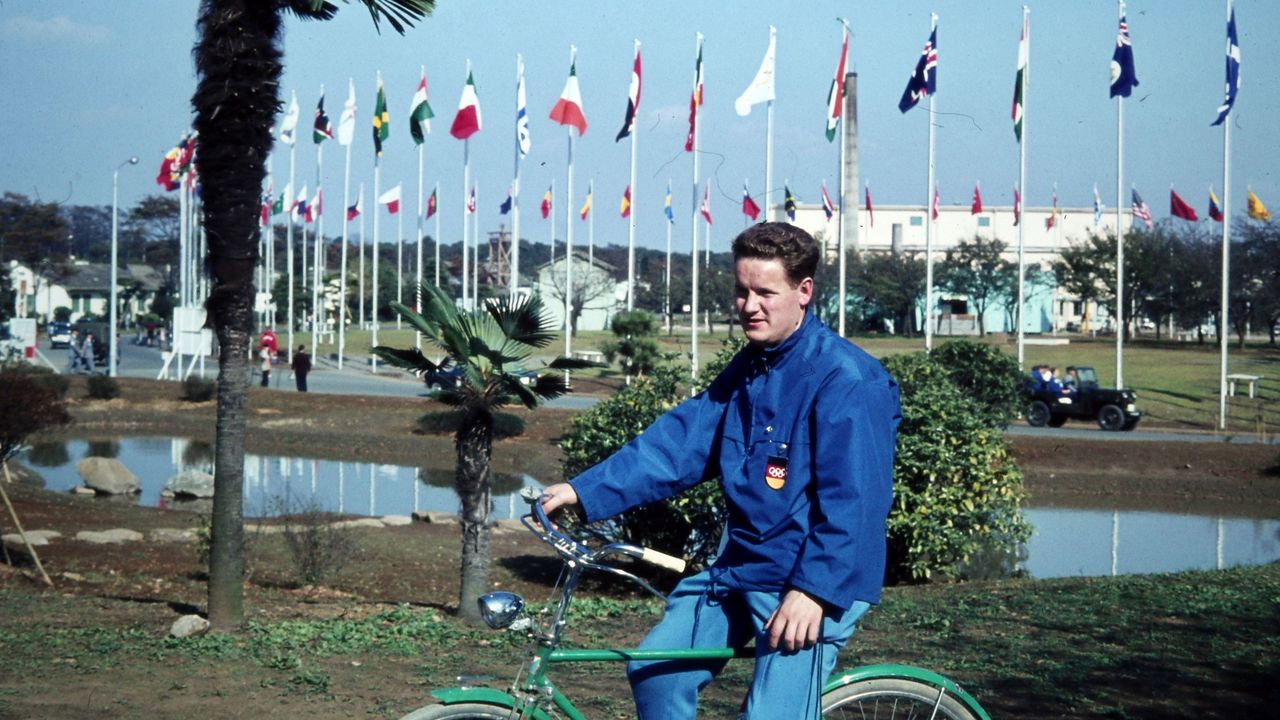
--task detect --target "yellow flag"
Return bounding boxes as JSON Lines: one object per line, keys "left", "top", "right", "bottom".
{"left": 1247, "top": 190, "right": 1271, "bottom": 221}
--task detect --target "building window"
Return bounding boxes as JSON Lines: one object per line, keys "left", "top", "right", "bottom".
{"left": 977, "top": 217, "right": 991, "bottom": 227}
{"left": 909, "top": 216, "right": 923, "bottom": 227}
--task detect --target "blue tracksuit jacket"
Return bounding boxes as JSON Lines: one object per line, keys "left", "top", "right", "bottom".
{"left": 571, "top": 313, "right": 900, "bottom": 611}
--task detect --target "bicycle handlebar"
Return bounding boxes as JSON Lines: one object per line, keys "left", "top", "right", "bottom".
{"left": 523, "top": 489, "right": 687, "bottom": 575}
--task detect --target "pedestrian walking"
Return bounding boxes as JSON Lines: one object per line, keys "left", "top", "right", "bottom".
{"left": 291, "top": 344, "right": 311, "bottom": 392}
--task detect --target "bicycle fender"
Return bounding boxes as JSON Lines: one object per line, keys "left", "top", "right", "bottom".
{"left": 824, "top": 664, "right": 991, "bottom": 720}
{"left": 429, "top": 687, "right": 555, "bottom": 720}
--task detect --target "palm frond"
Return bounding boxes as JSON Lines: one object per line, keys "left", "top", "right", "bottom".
{"left": 486, "top": 294, "right": 558, "bottom": 348}
{"left": 285, "top": 1, "right": 339, "bottom": 21}
{"left": 546, "top": 357, "right": 606, "bottom": 371}
{"left": 388, "top": 301, "right": 443, "bottom": 343}
{"left": 531, "top": 374, "right": 571, "bottom": 401}
{"left": 352, "top": 0, "right": 435, "bottom": 35}
{"left": 371, "top": 345, "right": 446, "bottom": 374}
{"left": 497, "top": 375, "right": 542, "bottom": 410}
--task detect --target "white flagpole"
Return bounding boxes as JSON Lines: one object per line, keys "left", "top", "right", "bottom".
{"left": 473, "top": 184, "right": 480, "bottom": 309}
{"left": 1115, "top": 0, "right": 1126, "bottom": 389}
{"left": 396, "top": 185, "right": 403, "bottom": 329}
{"left": 313, "top": 88, "right": 325, "bottom": 350}
{"left": 461, "top": 61, "right": 472, "bottom": 310}
{"left": 690, "top": 32, "right": 703, "bottom": 382}
{"left": 416, "top": 65, "right": 426, "bottom": 349}
{"left": 1016, "top": 7, "right": 1029, "bottom": 368}
{"left": 924, "top": 14, "right": 938, "bottom": 352}
{"left": 765, "top": 26, "right": 776, "bottom": 223}
{"left": 627, "top": 39, "right": 640, "bottom": 310}
{"left": 261, "top": 155, "right": 272, "bottom": 329}
{"left": 512, "top": 54, "right": 524, "bottom": 301}
{"left": 1218, "top": 0, "right": 1233, "bottom": 429}
{"left": 338, "top": 160, "right": 351, "bottom": 370}
{"left": 588, "top": 179, "right": 595, "bottom": 267}
{"left": 665, "top": 178, "right": 673, "bottom": 334}
{"left": 837, "top": 19, "right": 849, "bottom": 338}
{"left": 371, "top": 72, "right": 382, "bottom": 373}
{"left": 358, "top": 185, "right": 366, "bottom": 332}
{"left": 286, "top": 114, "right": 297, "bottom": 357}
{"left": 550, "top": 179, "right": 557, "bottom": 267}
{"left": 300, "top": 213, "right": 309, "bottom": 347}
{"left": 434, "top": 182, "right": 441, "bottom": 288}
{"left": 564, "top": 122, "right": 575, "bottom": 370}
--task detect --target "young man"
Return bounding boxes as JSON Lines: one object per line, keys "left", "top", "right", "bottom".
{"left": 540, "top": 222, "right": 900, "bottom": 719}
{"left": 291, "top": 344, "right": 311, "bottom": 392}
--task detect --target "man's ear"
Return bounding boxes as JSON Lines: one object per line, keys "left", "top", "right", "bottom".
{"left": 797, "top": 277, "right": 814, "bottom": 307}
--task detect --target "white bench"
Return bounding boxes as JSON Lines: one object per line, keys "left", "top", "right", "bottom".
{"left": 573, "top": 350, "right": 605, "bottom": 364}
{"left": 1227, "top": 373, "right": 1262, "bottom": 398}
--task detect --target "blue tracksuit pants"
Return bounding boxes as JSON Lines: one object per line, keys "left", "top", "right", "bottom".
{"left": 627, "top": 570, "right": 869, "bottom": 719}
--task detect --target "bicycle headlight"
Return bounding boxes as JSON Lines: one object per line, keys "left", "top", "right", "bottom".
{"left": 478, "top": 591, "right": 525, "bottom": 629}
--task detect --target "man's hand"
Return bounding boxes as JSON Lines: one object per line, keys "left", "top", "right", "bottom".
{"left": 539, "top": 483, "right": 579, "bottom": 516}
{"left": 764, "top": 589, "right": 824, "bottom": 653}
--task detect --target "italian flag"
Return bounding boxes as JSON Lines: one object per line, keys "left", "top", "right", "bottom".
{"left": 1012, "top": 14, "right": 1028, "bottom": 143}
{"left": 549, "top": 50, "right": 588, "bottom": 136}
{"left": 409, "top": 68, "right": 434, "bottom": 145}
{"left": 450, "top": 68, "right": 481, "bottom": 140}
{"left": 825, "top": 28, "right": 848, "bottom": 142}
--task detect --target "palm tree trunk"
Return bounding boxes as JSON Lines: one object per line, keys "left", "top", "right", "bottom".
{"left": 455, "top": 415, "right": 494, "bottom": 625}
{"left": 192, "top": 0, "right": 284, "bottom": 631}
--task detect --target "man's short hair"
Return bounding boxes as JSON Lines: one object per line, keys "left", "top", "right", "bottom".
{"left": 731, "top": 222, "right": 820, "bottom": 286}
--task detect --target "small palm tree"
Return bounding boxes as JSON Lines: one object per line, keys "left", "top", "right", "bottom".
{"left": 374, "top": 284, "right": 594, "bottom": 623}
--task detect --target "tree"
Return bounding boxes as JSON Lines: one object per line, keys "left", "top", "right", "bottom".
{"left": 191, "top": 0, "right": 433, "bottom": 632}
{"left": 1052, "top": 237, "right": 1106, "bottom": 333}
{"left": 600, "top": 309, "right": 664, "bottom": 379}
{"left": 373, "top": 283, "right": 592, "bottom": 623}
{"left": 64, "top": 205, "right": 112, "bottom": 262}
{"left": 939, "top": 235, "right": 1013, "bottom": 336}
{"left": 0, "top": 193, "right": 71, "bottom": 268}
{"left": 543, "top": 252, "right": 618, "bottom": 336}
{"left": 123, "top": 195, "right": 182, "bottom": 272}
{"left": 855, "top": 250, "right": 926, "bottom": 335}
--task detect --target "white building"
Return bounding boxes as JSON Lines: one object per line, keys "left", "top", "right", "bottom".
{"left": 534, "top": 252, "right": 624, "bottom": 333}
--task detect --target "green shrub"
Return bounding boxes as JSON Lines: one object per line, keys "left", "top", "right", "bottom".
{"left": 417, "top": 410, "right": 526, "bottom": 439}
{"left": 2, "top": 364, "right": 70, "bottom": 399}
{"left": 0, "top": 370, "right": 72, "bottom": 462}
{"left": 181, "top": 376, "right": 216, "bottom": 402}
{"left": 600, "top": 309, "right": 664, "bottom": 378}
{"left": 930, "top": 339, "right": 1025, "bottom": 427}
{"left": 86, "top": 375, "right": 121, "bottom": 400}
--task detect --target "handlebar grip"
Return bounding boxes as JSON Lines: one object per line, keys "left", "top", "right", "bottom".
{"left": 640, "top": 547, "right": 687, "bottom": 574}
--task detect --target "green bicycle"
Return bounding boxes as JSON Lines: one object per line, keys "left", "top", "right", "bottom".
{"left": 401, "top": 492, "right": 990, "bottom": 719}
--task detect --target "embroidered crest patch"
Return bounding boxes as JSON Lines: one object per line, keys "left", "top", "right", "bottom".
{"left": 764, "top": 456, "right": 788, "bottom": 490}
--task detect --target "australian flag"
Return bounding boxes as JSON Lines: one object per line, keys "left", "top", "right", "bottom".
{"left": 898, "top": 21, "right": 937, "bottom": 113}
{"left": 1109, "top": 14, "right": 1139, "bottom": 98}
{"left": 1212, "top": 5, "right": 1240, "bottom": 126}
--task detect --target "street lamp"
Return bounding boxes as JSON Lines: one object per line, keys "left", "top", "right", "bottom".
{"left": 110, "top": 156, "right": 140, "bottom": 377}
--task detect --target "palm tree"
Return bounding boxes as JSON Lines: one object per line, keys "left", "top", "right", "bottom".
{"left": 373, "top": 284, "right": 594, "bottom": 623}
{"left": 191, "top": 0, "right": 433, "bottom": 631}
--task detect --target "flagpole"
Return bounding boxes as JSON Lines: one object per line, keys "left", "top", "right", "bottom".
{"left": 313, "top": 88, "right": 325, "bottom": 351}
{"left": 286, "top": 100, "right": 297, "bottom": 358}
{"left": 764, "top": 27, "right": 776, "bottom": 223}
{"left": 1115, "top": 0, "right": 1126, "bottom": 389}
{"left": 358, "top": 184, "right": 365, "bottom": 332}
{"left": 338, "top": 151, "right": 351, "bottom": 373}
{"left": 924, "top": 16, "right": 938, "bottom": 351}
{"left": 434, "top": 183, "right": 441, "bottom": 288}
{"left": 262, "top": 155, "right": 272, "bottom": 329}
{"left": 1016, "top": 7, "right": 1029, "bottom": 368}
{"left": 627, "top": 39, "right": 640, "bottom": 310}
{"left": 588, "top": 179, "right": 595, "bottom": 267}
{"left": 416, "top": 66, "right": 426, "bottom": 349}
{"left": 371, "top": 71, "right": 383, "bottom": 373}
{"left": 473, "top": 184, "right": 480, "bottom": 309}
{"left": 396, "top": 182, "right": 404, "bottom": 330}
{"left": 665, "top": 178, "right": 673, "bottom": 335}
{"left": 690, "top": 32, "right": 703, "bottom": 382}
{"left": 550, "top": 179, "right": 557, "bottom": 267}
{"left": 1218, "top": 1, "right": 1233, "bottom": 429}
{"left": 837, "top": 19, "right": 849, "bottom": 338}
{"left": 512, "top": 54, "right": 524, "bottom": 301}
{"left": 564, "top": 125, "right": 575, "bottom": 373}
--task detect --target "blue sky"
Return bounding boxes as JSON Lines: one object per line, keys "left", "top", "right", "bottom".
{"left": 1, "top": 1, "right": 1275, "bottom": 252}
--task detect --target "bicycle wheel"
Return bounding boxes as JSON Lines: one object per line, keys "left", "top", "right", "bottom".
{"left": 822, "top": 678, "right": 981, "bottom": 719}
{"left": 398, "top": 702, "right": 518, "bottom": 719}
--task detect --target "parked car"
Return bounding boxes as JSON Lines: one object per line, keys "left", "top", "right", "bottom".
{"left": 47, "top": 321, "right": 72, "bottom": 348}
{"left": 1023, "top": 365, "right": 1141, "bottom": 431}
{"left": 422, "top": 365, "right": 538, "bottom": 392}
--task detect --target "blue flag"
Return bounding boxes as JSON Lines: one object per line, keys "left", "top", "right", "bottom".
{"left": 898, "top": 19, "right": 937, "bottom": 113}
{"left": 499, "top": 190, "right": 513, "bottom": 215}
{"left": 1109, "top": 14, "right": 1138, "bottom": 98}
{"left": 1212, "top": 4, "right": 1240, "bottom": 126}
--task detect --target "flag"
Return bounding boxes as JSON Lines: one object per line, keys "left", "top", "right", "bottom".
{"left": 467, "top": 185, "right": 477, "bottom": 215}
{"left": 1212, "top": 5, "right": 1240, "bottom": 126}
{"left": 685, "top": 35, "right": 704, "bottom": 152}
{"left": 347, "top": 195, "right": 362, "bottom": 221}
{"left": 516, "top": 58, "right": 531, "bottom": 155}
{"left": 426, "top": 187, "right": 438, "bottom": 219}
{"left": 971, "top": 183, "right": 983, "bottom": 215}
{"left": 313, "top": 91, "right": 333, "bottom": 143}
{"left": 379, "top": 184, "right": 401, "bottom": 214}
{"left": 541, "top": 185, "right": 552, "bottom": 219}
{"left": 825, "top": 27, "right": 849, "bottom": 141}
{"left": 620, "top": 185, "right": 632, "bottom": 218}
{"left": 784, "top": 185, "right": 797, "bottom": 221}
{"left": 280, "top": 92, "right": 299, "bottom": 145}
{"left": 260, "top": 192, "right": 271, "bottom": 226}
{"left": 664, "top": 181, "right": 674, "bottom": 223}
{"left": 1248, "top": 190, "right": 1271, "bottom": 221}
{"left": 617, "top": 45, "right": 642, "bottom": 141}
{"left": 931, "top": 186, "right": 940, "bottom": 220}
{"left": 337, "top": 78, "right": 357, "bottom": 146}
{"left": 743, "top": 184, "right": 761, "bottom": 221}
{"left": 305, "top": 188, "right": 323, "bottom": 224}
{"left": 373, "top": 76, "right": 389, "bottom": 156}
{"left": 700, "top": 181, "right": 713, "bottom": 225}
{"left": 898, "top": 17, "right": 938, "bottom": 113}
{"left": 1131, "top": 188, "right": 1153, "bottom": 229}
{"left": 1110, "top": 11, "right": 1139, "bottom": 98}
{"left": 291, "top": 184, "right": 308, "bottom": 223}
{"left": 155, "top": 145, "right": 180, "bottom": 191}
{"left": 550, "top": 50, "right": 588, "bottom": 136}
{"left": 1013, "top": 187, "right": 1021, "bottom": 226}
{"left": 865, "top": 184, "right": 874, "bottom": 227}
{"left": 450, "top": 69, "right": 482, "bottom": 140}
{"left": 409, "top": 69, "right": 434, "bottom": 145}
{"left": 1012, "top": 13, "right": 1028, "bottom": 142}
{"left": 272, "top": 188, "right": 287, "bottom": 215}
{"left": 820, "top": 183, "right": 835, "bottom": 221}
{"left": 579, "top": 186, "right": 592, "bottom": 220}
{"left": 500, "top": 187, "right": 513, "bottom": 215}
{"left": 735, "top": 26, "right": 776, "bottom": 116}
{"left": 1170, "top": 189, "right": 1198, "bottom": 221}
{"left": 1045, "top": 187, "right": 1058, "bottom": 230}
{"left": 1093, "top": 184, "right": 1104, "bottom": 225}
{"left": 1208, "top": 187, "right": 1224, "bottom": 222}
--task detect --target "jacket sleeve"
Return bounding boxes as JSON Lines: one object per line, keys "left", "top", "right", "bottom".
{"left": 788, "top": 370, "right": 900, "bottom": 611}
{"left": 570, "top": 370, "right": 736, "bottom": 524}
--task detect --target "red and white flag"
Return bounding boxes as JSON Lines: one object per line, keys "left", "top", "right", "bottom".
{"left": 450, "top": 68, "right": 481, "bottom": 140}
{"left": 742, "top": 183, "right": 761, "bottom": 221}
{"left": 467, "top": 185, "right": 477, "bottom": 215}
{"left": 379, "top": 184, "right": 402, "bottom": 214}
{"left": 305, "top": 188, "right": 323, "bottom": 224}
{"left": 931, "top": 185, "right": 940, "bottom": 220}
{"left": 346, "top": 194, "right": 362, "bottom": 221}
{"left": 820, "top": 182, "right": 836, "bottom": 221}
{"left": 865, "top": 184, "right": 874, "bottom": 227}
{"left": 549, "top": 48, "right": 588, "bottom": 136}
{"left": 971, "top": 183, "right": 983, "bottom": 215}
{"left": 700, "top": 181, "right": 713, "bottom": 224}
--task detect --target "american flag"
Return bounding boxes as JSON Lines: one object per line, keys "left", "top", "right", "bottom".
{"left": 1131, "top": 188, "right": 1153, "bottom": 229}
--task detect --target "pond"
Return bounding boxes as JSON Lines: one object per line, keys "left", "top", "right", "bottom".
{"left": 18, "top": 437, "right": 1280, "bottom": 580}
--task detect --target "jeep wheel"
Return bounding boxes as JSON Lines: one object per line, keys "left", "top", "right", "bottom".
{"left": 1097, "top": 404, "right": 1126, "bottom": 431}
{"left": 1048, "top": 415, "right": 1067, "bottom": 428}
{"left": 1026, "top": 401, "right": 1051, "bottom": 428}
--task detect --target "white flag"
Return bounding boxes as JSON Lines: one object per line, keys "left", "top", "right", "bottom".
{"left": 280, "top": 91, "right": 300, "bottom": 145}
{"left": 337, "top": 78, "right": 357, "bottom": 146}
{"left": 378, "top": 184, "right": 402, "bottom": 214}
{"left": 516, "top": 56, "right": 531, "bottom": 156}
{"left": 735, "top": 26, "right": 777, "bottom": 116}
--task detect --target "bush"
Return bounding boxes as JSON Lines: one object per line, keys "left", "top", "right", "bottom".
{"left": 930, "top": 340, "right": 1025, "bottom": 427}
{"left": 600, "top": 309, "right": 664, "bottom": 378}
{"left": 181, "top": 375, "right": 216, "bottom": 402}
{"left": 86, "top": 375, "right": 121, "bottom": 400}
{"left": 274, "top": 496, "right": 357, "bottom": 586}
{"left": 1, "top": 364, "right": 70, "bottom": 399}
{"left": 0, "top": 369, "right": 72, "bottom": 461}
{"left": 417, "top": 410, "right": 526, "bottom": 439}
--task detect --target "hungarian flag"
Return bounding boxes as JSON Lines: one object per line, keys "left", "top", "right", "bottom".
{"left": 347, "top": 195, "right": 362, "bottom": 221}
{"left": 450, "top": 69, "right": 482, "bottom": 140}
{"left": 820, "top": 183, "right": 835, "bottom": 221}
{"left": 426, "top": 187, "right": 438, "bottom": 219}
{"left": 579, "top": 185, "right": 592, "bottom": 221}
{"left": 409, "top": 68, "right": 434, "bottom": 145}
{"left": 1208, "top": 187, "right": 1224, "bottom": 222}
{"left": 1012, "top": 13, "right": 1028, "bottom": 142}
{"left": 898, "top": 17, "right": 938, "bottom": 113}
{"left": 664, "top": 181, "right": 674, "bottom": 223}
{"left": 1109, "top": 12, "right": 1139, "bottom": 98}
{"left": 620, "top": 185, "right": 632, "bottom": 218}
{"left": 825, "top": 27, "right": 849, "bottom": 141}
{"left": 616, "top": 45, "right": 642, "bottom": 142}
{"left": 279, "top": 92, "right": 300, "bottom": 145}
{"left": 784, "top": 185, "right": 797, "bottom": 221}
{"left": 550, "top": 50, "right": 588, "bottom": 136}
{"left": 337, "top": 78, "right": 357, "bottom": 146}
{"left": 1131, "top": 188, "right": 1153, "bottom": 229}
{"left": 971, "top": 183, "right": 983, "bottom": 215}
{"left": 1170, "top": 189, "right": 1198, "bottom": 221}
{"left": 379, "top": 184, "right": 401, "bottom": 215}
{"left": 865, "top": 184, "right": 874, "bottom": 227}
{"left": 467, "top": 185, "right": 477, "bottom": 215}
{"left": 313, "top": 91, "right": 334, "bottom": 144}
{"left": 1013, "top": 187, "right": 1021, "bottom": 226}
{"left": 1248, "top": 190, "right": 1271, "bottom": 221}
{"left": 685, "top": 34, "right": 704, "bottom": 152}
{"left": 700, "top": 181, "right": 713, "bottom": 225}
{"left": 541, "top": 185, "right": 552, "bottom": 219}
{"left": 743, "top": 184, "right": 761, "bottom": 221}
{"left": 373, "top": 76, "right": 389, "bottom": 156}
